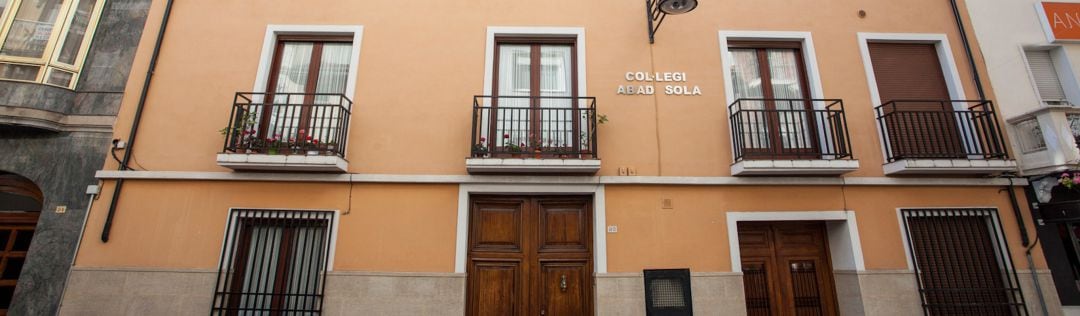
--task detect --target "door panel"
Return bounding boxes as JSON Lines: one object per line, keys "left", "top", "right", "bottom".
{"left": 739, "top": 222, "right": 838, "bottom": 316}
{"left": 540, "top": 262, "right": 588, "bottom": 316}
{"left": 467, "top": 195, "right": 592, "bottom": 316}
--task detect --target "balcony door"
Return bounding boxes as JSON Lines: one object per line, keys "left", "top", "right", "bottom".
{"left": 491, "top": 38, "right": 579, "bottom": 154}
{"left": 259, "top": 36, "right": 351, "bottom": 146}
{"left": 868, "top": 42, "right": 965, "bottom": 159}
{"left": 728, "top": 42, "right": 819, "bottom": 159}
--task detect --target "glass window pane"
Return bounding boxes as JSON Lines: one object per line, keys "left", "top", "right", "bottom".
{"left": 12, "top": 230, "right": 33, "bottom": 251}
{"left": 310, "top": 43, "right": 351, "bottom": 144}
{"left": 56, "top": 0, "right": 96, "bottom": 64}
{"left": 730, "top": 49, "right": 767, "bottom": 149}
{"left": 1, "top": 257, "right": 24, "bottom": 280}
{"left": 46, "top": 68, "right": 73, "bottom": 86}
{"left": 0, "top": 286, "right": 13, "bottom": 309}
{"left": 1, "top": 0, "right": 65, "bottom": 58}
{"left": 0, "top": 0, "right": 10, "bottom": 21}
{"left": 766, "top": 49, "right": 810, "bottom": 149}
{"left": 0, "top": 63, "right": 40, "bottom": 81}
{"left": 0, "top": 230, "right": 11, "bottom": 250}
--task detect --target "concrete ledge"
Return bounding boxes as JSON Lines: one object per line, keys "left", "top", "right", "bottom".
{"left": 465, "top": 158, "right": 601, "bottom": 174}
{"left": 731, "top": 159, "right": 860, "bottom": 176}
{"left": 883, "top": 159, "right": 1018, "bottom": 175}
{"left": 0, "top": 105, "right": 115, "bottom": 133}
{"left": 216, "top": 153, "right": 348, "bottom": 172}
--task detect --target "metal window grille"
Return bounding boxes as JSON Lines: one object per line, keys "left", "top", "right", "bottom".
{"left": 1013, "top": 118, "right": 1047, "bottom": 154}
{"left": 901, "top": 209, "right": 1028, "bottom": 315}
{"left": 643, "top": 268, "right": 693, "bottom": 316}
{"left": 211, "top": 209, "right": 335, "bottom": 315}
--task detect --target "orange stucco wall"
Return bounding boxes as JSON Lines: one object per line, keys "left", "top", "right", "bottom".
{"left": 104, "top": 0, "right": 1000, "bottom": 177}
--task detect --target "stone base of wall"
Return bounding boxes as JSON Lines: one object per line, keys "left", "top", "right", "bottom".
{"left": 1018, "top": 270, "right": 1065, "bottom": 316}
{"left": 321, "top": 271, "right": 465, "bottom": 316}
{"left": 59, "top": 268, "right": 216, "bottom": 315}
{"left": 595, "top": 272, "right": 746, "bottom": 316}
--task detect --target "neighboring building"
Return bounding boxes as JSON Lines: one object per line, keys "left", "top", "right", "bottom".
{"left": 59, "top": 0, "right": 1060, "bottom": 315}
{"left": 0, "top": 0, "right": 150, "bottom": 314}
{"left": 967, "top": 1, "right": 1080, "bottom": 314}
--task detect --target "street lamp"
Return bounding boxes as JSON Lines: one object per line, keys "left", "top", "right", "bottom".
{"left": 646, "top": 0, "right": 699, "bottom": 44}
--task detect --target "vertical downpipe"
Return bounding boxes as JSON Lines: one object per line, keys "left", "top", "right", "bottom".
{"left": 101, "top": 0, "right": 175, "bottom": 242}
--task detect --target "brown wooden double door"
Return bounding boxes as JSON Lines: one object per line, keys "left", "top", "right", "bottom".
{"left": 740, "top": 222, "right": 838, "bottom": 316}
{"left": 466, "top": 195, "right": 593, "bottom": 316}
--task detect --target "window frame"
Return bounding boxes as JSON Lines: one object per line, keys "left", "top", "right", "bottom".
{"left": 0, "top": 0, "right": 106, "bottom": 88}
{"left": 251, "top": 25, "right": 363, "bottom": 102}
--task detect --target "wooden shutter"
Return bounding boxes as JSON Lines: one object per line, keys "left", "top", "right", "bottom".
{"left": 868, "top": 43, "right": 951, "bottom": 103}
{"left": 1025, "top": 50, "right": 1069, "bottom": 103}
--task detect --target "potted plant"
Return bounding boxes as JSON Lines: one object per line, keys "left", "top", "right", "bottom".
{"left": 306, "top": 138, "right": 320, "bottom": 156}
{"left": 472, "top": 137, "right": 489, "bottom": 158}
{"left": 267, "top": 136, "right": 283, "bottom": 155}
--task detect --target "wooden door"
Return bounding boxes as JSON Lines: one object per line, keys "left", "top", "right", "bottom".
{"left": 868, "top": 42, "right": 965, "bottom": 158}
{"left": 739, "top": 222, "right": 838, "bottom": 316}
{"left": 466, "top": 195, "right": 593, "bottom": 316}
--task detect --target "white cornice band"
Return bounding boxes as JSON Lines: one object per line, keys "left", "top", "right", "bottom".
{"left": 94, "top": 170, "right": 1029, "bottom": 187}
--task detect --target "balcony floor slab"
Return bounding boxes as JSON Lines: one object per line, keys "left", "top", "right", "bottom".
{"left": 731, "top": 159, "right": 860, "bottom": 176}
{"left": 466, "top": 158, "right": 601, "bottom": 174}
{"left": 217, "top": 153, "right": 348, "bottom": 172}
{"left": 882, "top": 159, "right": 1017, "bottom": 175}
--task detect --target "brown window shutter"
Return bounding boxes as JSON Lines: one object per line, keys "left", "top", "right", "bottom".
{"left": 868, "top": 43, "right": 952, "bottom": 103}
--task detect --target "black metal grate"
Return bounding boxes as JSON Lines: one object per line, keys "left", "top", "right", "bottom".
{"left": 643, "top": 268, "right": 693, "bottom": 316}
{"left": 875, "top": 100, "right": 1009, "bottom": 162}
{"left": 728, "top": 98, "right": 854, "bottom": 162}
{"left": 790, "top": 260, "right": 823, "bottom": 316}
{"left": 901, "top": 209, "right": 1028, "bottom": 316}
{"left": 211, "top": 209, "right": 335, "bottom": 315}
{"left": 742, "top": 263, "right": 772, "bottom": 316}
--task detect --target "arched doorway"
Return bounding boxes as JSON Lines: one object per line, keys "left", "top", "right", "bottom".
{"left": 0, "top": 172, "right": 41, "bottom": 315}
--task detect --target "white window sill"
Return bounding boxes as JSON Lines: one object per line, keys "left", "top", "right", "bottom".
{"left": 731, "top": 160, "right": 860, "bottom": 176}
{"left": 883, "top": 159, "right": 1017, "bottom": 175}
{"left": 465, "top": 158, "right": 601, "bottom": 174}
{"left": 217, "top": 153, "right": 348, "bottom": 172}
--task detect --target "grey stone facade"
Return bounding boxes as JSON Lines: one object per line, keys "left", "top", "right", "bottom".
{"left": 0, "top": 0, "right": 151, "bottom": 314}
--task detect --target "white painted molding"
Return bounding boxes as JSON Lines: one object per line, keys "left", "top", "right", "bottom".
{"left": 727, "top": 211, "right": 866, "bottom": 272}
{"left": 218, "top": 208, "right": 341, "bottom": 272}
{"left": 253, "top": 25, "right": 364, "bottom": 100}
{"left": 453, "top": 184, "right": 607, "bottom": 274}
{"left": 483, "top": 27, "right": 587, "bottom": 96}
{"left": 94, "top": 170, "right": 1030, "bottom": 186}
{"left": 0, "top": 105, "right": 115, "bottom": 133}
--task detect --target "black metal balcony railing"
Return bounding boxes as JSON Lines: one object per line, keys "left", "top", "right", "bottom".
{"left": 875, "top": 100, "right": 1008, "bottom": 162}
{"left": 728, "top": 99, "right": 854, "bottom": 162}
{"left": 471, "top": 95, "right": 598, "bottom": 159}
{"left": 222, "top": 92, "right": 352, "bottom": 158}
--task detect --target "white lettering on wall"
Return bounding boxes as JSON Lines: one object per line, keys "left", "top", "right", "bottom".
{"left": 618, "top": 71, "right": 701, "bottom": 96}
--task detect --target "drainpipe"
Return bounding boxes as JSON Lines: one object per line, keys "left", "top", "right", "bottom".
{"left": 100, "top": 0, "right": 175, "bottom": 242}
{"left": 948, "top": 0, "right": 1050, "bottom": 312}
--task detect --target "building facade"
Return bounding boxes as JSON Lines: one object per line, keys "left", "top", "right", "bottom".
{"left": 966, "top": 1, "right": 1080, "bottom": 314}
{"left": 59, "top": 0, "right": 1062, "bottom": 315}
{"left": 0, "top": 0, "right": 150, "bottom": 314}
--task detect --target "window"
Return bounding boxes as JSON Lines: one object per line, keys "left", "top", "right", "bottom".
{"left": 1026, "top": 49, "right": 1071, "bottom": 106}
{"left": 727, "top": 41, "right": 815, "bottom": 154}
{"left": 489, "top": 37, "right": 581, "bottom": 152}
{"left": 901, "top": 209, "right": 1027, "bottom": 315}
{"left": 0, "top": 0, "right": 105, "bottom": 88}
{"left": 260, "top": 36, "right": 352, "bottom": 146}
{"left": 211, "top": 209, "right": 335, "bottom": 315}
{"left": 1014, "top": 118, "right": 1047, "bottom": 153}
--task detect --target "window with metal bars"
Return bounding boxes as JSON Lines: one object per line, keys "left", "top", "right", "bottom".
{"left": 901, "top": 208, "right": 1028, "bottom": 315}
{"left": 643, "top": 268, "right": 693, "bottom": 316}
{"left": 211, "top": 209, "right": 335, "bottom": 315}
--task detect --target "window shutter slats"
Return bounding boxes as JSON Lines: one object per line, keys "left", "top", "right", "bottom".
{"left": 1025, "top": 50, "right": 1068, "bottom": 103}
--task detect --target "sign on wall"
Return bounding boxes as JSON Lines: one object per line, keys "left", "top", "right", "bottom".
{"left": 617, "top": 71, "right": 702, "bottom": 96}
{"left": 1038, "top": 2, "right": 1080, "bottom": 42}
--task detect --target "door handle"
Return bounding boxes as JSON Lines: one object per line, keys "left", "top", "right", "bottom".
{"left": 560, "top": 274, "right": 568, "bottom": 292}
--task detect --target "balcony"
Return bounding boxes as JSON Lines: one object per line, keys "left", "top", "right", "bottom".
{"left": 875, "top": 100, "right": 1016, "bottom": 175}
{"left": 728, "top": 99, "right": 859, "bottom": 176}
{"left": 466, "top": 95, "right": 600, "bottom": 174}
{"left": 216, "top": 92, "right": 351, "bottom": 172}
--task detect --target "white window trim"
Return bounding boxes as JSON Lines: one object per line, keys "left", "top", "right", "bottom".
{"left": 454, "top": 184, "right": 607, "bottom": 274}
{"left": 718, "top": 31, "right": 826, "bottom": 106}
{"left": 895, "top": 207, "right": 1011, "bottom": 272}
{"left": 1021, "top": 45, "right": 1080, "bottom": 106}
{"left": 726, "top": 211, "right": 866, "bottom": 272}
{"left": 717, "top": 31, "right": 830, "bottom": 159}
{"left": 482, "top": 26, "right": 587, "bottom": 96}
{"left": 857, "top": 33, "right": 971, "bottom": 159}
{"left": 252, "top": 25, "right": 364, "bottom": 101}
{"left": 218, "top": 208, "right": 341, "bottom": 272}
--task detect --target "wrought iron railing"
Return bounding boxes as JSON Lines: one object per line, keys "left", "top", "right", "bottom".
{"left": 728, "top": 99, "right": 853, "bottom": 162}
{"left": 222, "top": 92, "right": 352, "bottom": 158}
{"left": 875, "top": 100, "right": 1008, "bottom": 162}
{"left": 470, "top": 95, "right": 598, "bottom": 159}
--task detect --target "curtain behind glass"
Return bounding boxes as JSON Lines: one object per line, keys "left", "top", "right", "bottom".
{"left": 267, "top": 42, "right": 313, "bottom": 140}
{"left": 0, "top": 0, "right": 64, "bottom": 58}
{"left": 282, "top": 226, "right": 326, "bottom": 314}
{"left": 237, "top": 226, "right": 283, "bottom": 315}
{"left": 310, "top": 43, "right": 350, "bottom": 145}
{"left": 495, "top": 44, "right": 530, "bottom": 148}
{"left": 729, "top": 49, "right": 767, "bottom": 149}
{"left": 56, "top": 0, "right": 96, "bottom": 64}
{"left": 539, "top": 45, "right": 573, "bottom": 150}
{"left": 767, "top": 49, "right": 811, "bottom": 149}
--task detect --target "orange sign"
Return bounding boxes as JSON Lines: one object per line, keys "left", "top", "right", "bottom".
{"left": 1039, "top": 2, "right": 1080, "bottom": 42}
